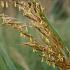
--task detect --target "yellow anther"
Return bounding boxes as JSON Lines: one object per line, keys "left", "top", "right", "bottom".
{"left": 40, "top": 21, "right": 43, "bottom": 24}
{"left": 26, "top": 27, "right": 28, "bottom": 32}
{"left": 52, "top": 63, "right": 55, "bottom": 68}
{"left": 41, "top": 57, "right": 44, "bottom": 62}
{"left": 33, "top": 48, "right": 37, "bottom": 52}
{"left": 1, "top": 1, "right": 4, "bottom": 7}
{"left": 30, "top": 37, "right": 32, "bottom": 42}
{"left": 46, "top": 61, "right": 50, "bottom": 66}
{"left": 61, "top": 57, "right": 63, "bottom": 62}
{"left": 14, "top": 2, "right": 17, "bottom": 7}
{"left": 19, "top": 6, "right": 21, "bottom": 11}
{"left": 58, "top": 54, "right": 63, "bottom": 61}
{"left": 48, "top": 48, "right": 52, "bottom": 52}
{"left": 59, "top": 68, "right": 62, "bottom": 70}
{"left": 48, "top": 54, "right": 50, "bottom": 58}
{"left": 20, "top": 33, "right": 25, "bottom": 38}
{"left": 41, "top": 34, "right": 44, "bottom": 39}
{"left": 58, "top": 54, "right": 61, "bottom": 59}
{"left": 6, "top": 2, "right": 8, "bottom": 8}
{"left": 20, "top": 33, "right": 23, "bottom": 37}
{"left": 42, "top": 52, "right": 45, "bottom": 57}
{"left": 48, "top": 62, "right": 50, "bottom": 66}
{"left": 45, "top": 37, "right": 49, "bottom": 43}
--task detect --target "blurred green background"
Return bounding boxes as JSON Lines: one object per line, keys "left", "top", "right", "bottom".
{"left": 0, "top": 0, "right": 70, "bottom": 70}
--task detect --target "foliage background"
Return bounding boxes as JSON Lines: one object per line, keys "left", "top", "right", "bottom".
{"left": 0, "top": 0, "right": 70, "bottom": 70}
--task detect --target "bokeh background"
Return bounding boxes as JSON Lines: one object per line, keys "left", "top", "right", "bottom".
{"left": 0, "top": 0, "right": 70, "bottom": 70}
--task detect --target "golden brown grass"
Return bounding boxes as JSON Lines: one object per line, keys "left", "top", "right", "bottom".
{"left": 0, "top": 0, "right": 70, "bottom": 70}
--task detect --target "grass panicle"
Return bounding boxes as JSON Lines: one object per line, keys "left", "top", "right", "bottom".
{"left": 0, "top": 0, "right": 70, "bottom": 70}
